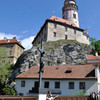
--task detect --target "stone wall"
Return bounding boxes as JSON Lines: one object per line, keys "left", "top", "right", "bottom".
{"left": 33, "top": 21, "right": 89, "bottom": 46}
{"left": 47, "top": 22, "right": 89, "bottom": 45}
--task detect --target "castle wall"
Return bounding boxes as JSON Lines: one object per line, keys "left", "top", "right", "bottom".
{"left": 33, "top": 25, "right": 48, "bottom": 46}
{"left": 47, "top": 22, "right": 89, "bottom": 45}
{"left": 33, "top": 21, "right": 89, "bottom": 46}
{"left": 47, "top": 22, "right": 65, "bottom": 41}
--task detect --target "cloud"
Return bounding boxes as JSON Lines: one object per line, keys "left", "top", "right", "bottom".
{"left": 21, "top": 36, "right": 35, "bottom": 50}
{"left": 0, "top": 32, "right": 18, "bottom": 40}
{"left": 22, "top": 30, "right": 28, "bottom": 34}
{"left": 0, "top": 32, "right": 35, "bottom": 50}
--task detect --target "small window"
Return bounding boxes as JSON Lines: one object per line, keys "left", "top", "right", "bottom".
{"left": 54, "top": 32, "right": 56, "bottom": 37}
{"left": 9, "top": 50, "right": 12, "bottom": 56}
{"left": 18, "top": 47, "right": 19, "bottom": 51}
{"left": 34, "top": 81, "right": 39, "bottom": 88}
{"left": 54, "top": 24, "right": 57, "bottom": 29}
{"left": 79, "top": 82, "right": 85, "bottom": 89}
{"left": 65, "top": 27, "right": 67, "bottom": 32}
{"left": 2, "top": 60, "right": 5, "bottom": 63}
{"left": 44, "top": 82, "right": 49, "bottom": 88}
{"left": 21, "top": 81, "right": 25, "bottom": 87}
{"left": 65, "top": 35, "right": 68, "bottom": 39}
{"left": 10, "top": 46, "right": 13, "bottom": 49}
{"left": 73, "top": 14, "right": 76, "bottom": 19}
{"left": 55, "top": 82, "right": 60, "bottom": 89}
{"left": 74, "top": 30, "right": 76, "bottom": 34}
{"left": 69, "top": 82, "right": 74, "bottom": 89}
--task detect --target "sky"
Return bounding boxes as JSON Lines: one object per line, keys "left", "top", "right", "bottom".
{"left": 0, "top": 0, "right": 100, "bottom": 50}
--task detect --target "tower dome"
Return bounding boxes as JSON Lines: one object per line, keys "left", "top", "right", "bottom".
{"left": 62, "top": 0, "right": 79, "bottom": 27}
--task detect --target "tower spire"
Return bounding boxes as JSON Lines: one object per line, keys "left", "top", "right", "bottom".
{"left": 62, "top": 0, "right": 79, "bottom": 27}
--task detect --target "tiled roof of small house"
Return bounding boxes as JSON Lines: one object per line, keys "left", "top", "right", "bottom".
{"left": 16, "top": 64, "right": 96, "bottom": 80}
{"left": 0, "top": 37, "right": 25, "bottom": 49}
{"left": 87, "top": 55, "right": 100, "bottom": 60}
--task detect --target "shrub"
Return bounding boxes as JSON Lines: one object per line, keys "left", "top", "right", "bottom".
{"left": 2, "top": 84, "right": 16, "bottom": 96}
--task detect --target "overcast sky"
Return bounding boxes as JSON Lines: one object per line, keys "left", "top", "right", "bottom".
{"left": 0, "top": 0, "right": 100, "bottom": 50}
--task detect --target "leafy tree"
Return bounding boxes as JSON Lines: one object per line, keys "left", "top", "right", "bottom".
{"left": 0, "top": 47, "right": 16, "bottom": 95}
{"left": 95, "top": 40, "right": 100, "bottom": 55}
{"left": 90, "top": 37, "right": 100, "bottom": 55}
{"left": 2, "top": 84, "right": 16, "bottom": 96}
{"left": 89, "top": 37, "right": 96, "bottom": 50}
{"left": 0, "top": 47, "right": 9, "bottom": 63}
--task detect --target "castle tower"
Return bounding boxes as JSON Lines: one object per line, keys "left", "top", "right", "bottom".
{"left": 62, "top": 0, "right": 79, "bottom": 27}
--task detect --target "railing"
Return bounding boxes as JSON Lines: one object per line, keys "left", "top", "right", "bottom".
{"left": 0, "top": 96, "right": 90, "bottom": 100}
{"left": 0, "top": 96, "right": 38, "bottom": 100}
{"left": 55, "top": 96, "right": 90, "bottom": 100}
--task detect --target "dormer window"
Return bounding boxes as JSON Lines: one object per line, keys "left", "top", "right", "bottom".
{"left": 65, "top": 68, "right": 73, "bottom": 73}
{"left": 6, "top": 39, "right": 10, "bottom": 43}
{"left": 54, "top": 17, "right": 58, "bottom": 21}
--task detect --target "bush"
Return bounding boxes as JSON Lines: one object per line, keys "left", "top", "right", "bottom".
{"left": 2, "top": 84, "right": 16, "bottom": 96}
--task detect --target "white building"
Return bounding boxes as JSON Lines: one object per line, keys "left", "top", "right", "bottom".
{"left": 15, "top": 65, "right": 100, "bottom": 96}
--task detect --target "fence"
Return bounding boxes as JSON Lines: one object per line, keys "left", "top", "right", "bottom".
{"left": 0, "top": 96, "right": 38, "bottom": 100}
{"left": 0, "top": 96, "right": 90, "bottom": 100}
{"left": 55, "top": 96, "right": 90, "bottom": 100}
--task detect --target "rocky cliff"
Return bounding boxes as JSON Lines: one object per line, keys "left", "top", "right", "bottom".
{"left": 9, "top": 40, "right": 93, "bottom": 81}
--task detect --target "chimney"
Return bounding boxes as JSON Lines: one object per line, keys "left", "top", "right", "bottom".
{"left": 4, "top": 37, "right": 7, "bottom": 40}
{"left": 95, "top": 52, "right": 98, "bottom": 56}
{"left": 54, "top": 17, "right": 58, "bottom": 21}
{"left": 85, "top": 29, "right": 88, "bottom": 34}
{"left": 13, "top": 37, "right": 16, "bottom": 39}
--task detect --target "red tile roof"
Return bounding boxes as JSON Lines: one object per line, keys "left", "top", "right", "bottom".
{"left": 0, "top": 38, "right": 25, "bottom": 49}
{"left": 87, "top": 55, "right": 100, "bottom": 60}
{"left": 0, "top": 39, "right": 19, "bottom": 44}
{"left": 50, "top": 16, "right": 73, "bottom": 26}
{"left": 16, "top": 65, "right": 96, "bottom": 79}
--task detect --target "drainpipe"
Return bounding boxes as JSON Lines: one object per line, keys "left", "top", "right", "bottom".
{"left": 95, "top": 64, "right": 100, "bottom": 93}
{"left": 95, "top": 65, "right": 99, "bottom": 78}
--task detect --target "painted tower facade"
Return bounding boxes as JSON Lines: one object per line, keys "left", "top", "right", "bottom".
{"left": 62, "top": 0, "right": 79, "bottom": 27}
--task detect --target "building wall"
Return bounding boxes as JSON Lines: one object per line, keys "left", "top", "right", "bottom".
{"left": 47, "top": 22, "right": 89, "bottom": 44}
{"left": 15, "top": 79, "right": 97, "bottom": 96}
{"left": 0, "top": 44, "right": 24, "bottom": 64}
{"left": 47, "top": 23, "right": 66, "bottom": 41}
{"left": 33, "top": 22, "right": 89, "bottom": 46}
{"left": 33, "top": 25, "right": 48, "bottom": 46}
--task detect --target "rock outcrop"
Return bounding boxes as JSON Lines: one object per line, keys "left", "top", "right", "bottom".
{"left": 9, "top": 40, "right": 93, "bottom": 81}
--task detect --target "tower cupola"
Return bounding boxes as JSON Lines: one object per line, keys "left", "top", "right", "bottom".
{"left": 62, "top": 0, "right": 79, "bottom": 27}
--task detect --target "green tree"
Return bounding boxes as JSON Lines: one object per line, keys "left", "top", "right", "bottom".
{"left": 89, "top": 37, "right": 96, "bottom": 50}
{"left": 0, "top": 47, "right": 16, "bottom": 95}
{"left": 0, "top": 47, "right": 9, "bottom": 64}
{"left": 89, "top": 37, "right": 100, "bottom": 55}
{"left": 95, "top": 40, "right": 100, "bottom": 55}
{"left": 2, "top": 84, "right": 16, "bottom": 96}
